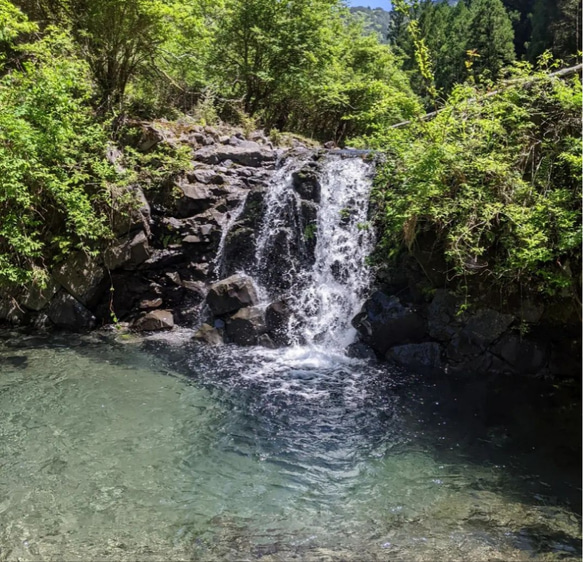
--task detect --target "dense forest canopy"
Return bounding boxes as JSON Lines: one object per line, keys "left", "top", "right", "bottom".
{"left": 0, "top": 0, "right": 581, "bottom": 305}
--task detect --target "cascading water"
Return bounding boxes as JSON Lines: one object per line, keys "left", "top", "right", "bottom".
{"left": 250, "top": 153, "right": 375, "bottom": 351}
{"left": 286, "top": 157, "right": 375, "bottom": 348}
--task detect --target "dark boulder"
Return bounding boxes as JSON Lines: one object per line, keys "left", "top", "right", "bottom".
{"left": 346, "top": 342, "right": 377, "bottom": 361}
{"left": 21, "top": 278, "right": 59, "bottom": 312}
{"left": 111, "top": 185, "right": 151, "bottom": 237}
{"left": 352, "top": 292, "right": 426, "bottom": 355}
{"left": 387, "top": 342, "right": 443, "bottom": 371}
{"left": 463, "top": 309, "right": 515, "bottom": 349}
{"left": 175, "top": 180, "right": 216, "bottom": 218}
{"left": 427, "top": 290, "right": 466, "bottom": 342}
{"left": 206, "top": 274, "right": 258, "bottom": 316}
{"left": 446, "top": 308, "right": 515, "bottom": 362}
{"left": 225, "top": 306, "right": 267, "bottom": 345}
{"left": 48, "top": 292, "right": 96, "bottom": 330}
{"left": 187, "top": 169, "right": 227, "bottom": 185}
{"left": 223, "top": 226, "right": 256, "bottom": 274}
{"left": 132, "top": 309, "right": 174, "bottom": 331}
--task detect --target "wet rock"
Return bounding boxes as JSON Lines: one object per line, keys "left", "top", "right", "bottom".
{"left": 546, "top": 339, "right": 582, "bottom": 378}
{"left": 206, "top": 274, "right": 258, "bottom": 316}
{"left": 194, "top": 141, "right": 275, "bottom": 167}
{"left": 352, "top": 292, "right": 426, "bottom": 355}
{"left": 184, "top": 262, "right": 210, "bottom": 281}
{"left": 492, "top": 334, "right": 549, "bottom": 375}
{"left": 346, "top": 342, "right": 377, "bottom": 361}
{"left": 292, "top": 167, "right": 321, "bottom": 203}
{"left": 52, "top": 252, "right": 107, "bottom": 307}
{"left": 132, "top": 309, "right": 174, "bottom": 331}
{"left": 104, "top": 230, "right": 151, "bottom": 270}
{"left": 193, "top": 323, "right": 223, "bottom": 346}
{"left": 517, "top": 300, "right": 545, "bottom": 324}
{"left": 139, "top": 297, "right": 163, "bottom": 309}
{"left": 48, "top": 292, "right": 96, "bottom": 330}
{"left": 265, "top": 300, "right": 291, "bottom": 346}
{"left": 257, "top": 333, "right": 276, "bottom": 349}
{"left": 446, "top": 308, "right": 515, "bottom": 362}
{"left": 463, "top": 309, "right": 515, "bottom": 349}
{"left": 387, "top": 342, "right": 443, "bottom": 371}
{"left": 226, "top": 306, "right": 267, "bottom": 345}
{"left": 223, "top": 227, "right": 256, "bottom": 274}
{"left": 181, "top": 280, "right": 206, "bottom": 298}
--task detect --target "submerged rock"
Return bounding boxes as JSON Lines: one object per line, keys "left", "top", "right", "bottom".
{"left": 387, "top": 342, "right": 443, "bottom": 371}
{"left": 206, "top": 274, "right": 258, "bottom": 316}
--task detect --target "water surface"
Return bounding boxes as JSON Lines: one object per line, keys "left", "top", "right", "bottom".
{"left": 0, "top": 331, "right": 580, "bottom": 561}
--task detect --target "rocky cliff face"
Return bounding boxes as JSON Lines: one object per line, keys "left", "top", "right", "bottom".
{"left": 0, "top": 122, "right": 294, "bottom": 333}
{"left": 1, "top": 119, "right": 579, "bottom": 379}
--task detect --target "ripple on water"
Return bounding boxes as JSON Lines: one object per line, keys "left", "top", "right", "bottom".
{"left": 0, "top": 335, "right": 580, "bottom": 561}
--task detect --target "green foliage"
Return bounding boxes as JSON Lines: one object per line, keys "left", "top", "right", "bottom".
{"left": 369, "top": 63, "right": 582, "bottom": 297}
{"left": 467, "top": 0, "right": 516, "bottom": 79}
{"left": 0, "top": 29, "right": 117, "bottom": 286}
{"left": 209, "top": 0, "right": 417, "bottom": 140}
{"left": 0, "top": 0, "right": 36, "bottom": 69}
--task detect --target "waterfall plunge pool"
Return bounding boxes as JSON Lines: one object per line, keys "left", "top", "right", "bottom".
{"left": 0, "top": 330, "right": 580, "bottom": 561}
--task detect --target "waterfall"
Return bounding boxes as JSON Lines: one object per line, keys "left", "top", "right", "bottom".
{"left": 287, "top": 157, "right": 375, "bottom": 348}
{"left": 251, "top": 154, "right": 375, "bottom": 350}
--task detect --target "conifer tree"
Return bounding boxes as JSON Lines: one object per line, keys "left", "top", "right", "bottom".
{"left": 467, "top": 0, "right": 516, "bottom": 79}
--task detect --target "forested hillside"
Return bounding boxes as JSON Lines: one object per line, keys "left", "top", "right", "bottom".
{"left": 0, "top": 0, "right": 581, "bottom": 310}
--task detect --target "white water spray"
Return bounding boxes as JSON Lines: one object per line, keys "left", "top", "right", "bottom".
{"left": 252, "top": 154, "right": 375, "bottom": 350}
{"left": 286, "top": 157, "right": 375, "bottom": 348}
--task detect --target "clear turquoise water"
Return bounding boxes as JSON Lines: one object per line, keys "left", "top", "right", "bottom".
{"left": 0, "top": 331, "right": 580, "bottom": 561}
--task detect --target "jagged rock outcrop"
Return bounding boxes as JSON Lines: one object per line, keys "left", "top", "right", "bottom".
{"left": 352, "top": 291, "right": 425, "bottom": 355}
{"left": 206, "top": 274, "right": 259, "bottom": 316}
{"left": 0, "top": 122, "right": 289, "bottom": 333}
{"left": 351, "top": 286, "right": 581, "bottom": 378}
